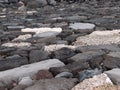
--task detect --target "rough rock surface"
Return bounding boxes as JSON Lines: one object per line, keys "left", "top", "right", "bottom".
{"left": 103, "top": 52, "right": 120, "bottom": 69}
{"left": 74, "top": 30, "right": 120, "bottom": 46}
{"left": 25, "top": 78, "right": 78, "bottom": 90}
{"left": 1, "top": 0, "right": 120, "bottom": 89}
{"left": 105, "top": 68, "right": 120, "bottom": 85}
{"left": 72, "top": 73, "right": 113, "bottom": 90}
{"left": 0, "top": 59, "right": 65, "bottom": 87}
{"left": 21, "top": 28, "right": 62, "bottom": 37}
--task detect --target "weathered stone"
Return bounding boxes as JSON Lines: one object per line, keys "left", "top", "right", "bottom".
{"left": 103, "top": 52, "right": 120, "bottom": 69}
{"left": 12, "top": 34, "right": 32, "bottom": 41}
{"left": 72, "top": 73, "right": 113, "bottom": 90}
{"left": 55, "top": 72, "right": 73, "bottom": 78}
{"left": 53, "top": 40, "right": 68, "bottom": 45}
{"left": 105, "top": 68, "right": 120, "bottom": 85}
{"left": 7, "top": 26, "right": 25, "bottom": 31}
{"left": 12, "top": 85, "right": 26, "bottom": 90}
{"left": 50, "top": 61, "right": 89, "bottom": 75}
{"left": 47, "top": 0, "right": 56, "bottom": 5}
{"left": 35, "top": 70, "right": 53, "bottom": 80}
{"left": 25, "top": 78, "right": 78, "bottom": 90}
{"left": 0, "top": 55, "right": 28, "bottom": 71}
{"left": 26, "top": 36, "right": 61, "bottom": 44}
{"left": 75, "top": 44, "right": 120, "bottom": 53}
{"left": 58, "top": 30, "right": 73, "bottom": 39}
{"left": 18, "top": 77, "right": 33, "bottom": 87}
{"left": 11, "top": 49, "right": 28, "bottom": 57}
{"left": 74, "top": 30, "right": 120, "bottom": 46}
{"left": 65, "top": 34, "right": 81, "bottom": 44}
{"left": 52, "top": 47, "right": 76, "bottom": 63}
{"left": 2, "top": 42, "right": 31, "bottom": 48}
{"left": 0, "top": 59, "right": 65, "bottom": 87}
{"left": 0, "top": 47, "right": 16, "bottom": 55}
{"left": 68, "top": 51, "right": 104, "bottom": 63}
{"left": 21, "top": 28, "right": 62, "bottom": 37}
{"left": 78, "top": 68, "right": 101, "bottom": 82}
{"left": 27, "top": 0, "right": 48, "bottom": 8}
{"left": 65, "top": 15, "right": 88, "bottom": 22}
{"left": 44, "top": 44, "right": 75, "bottom": 53}
{"left": 29, "top": 50, "right": 50, "bottom": 63}
{"left": 69, "top": 22, "right": 95, "bottom": 30}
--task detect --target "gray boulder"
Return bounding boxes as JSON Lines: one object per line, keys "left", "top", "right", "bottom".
{"left": 105, "top": 68, "right": 120, "bottom": 85}
{"left": 0, "top": 55, "right": 28, "bottom": 71}
{"left": 52, "top": 47, "right": 76, "bottom": 63}
{"left": 29, "top": 50, "right": 50, "bottom": 63}
{"left": 68, "top": 50, "right": 105, "bottom": 68}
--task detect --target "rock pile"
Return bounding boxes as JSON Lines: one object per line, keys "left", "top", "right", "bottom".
{"left": 0, "top": 0, "right": 120, "bottom": 90}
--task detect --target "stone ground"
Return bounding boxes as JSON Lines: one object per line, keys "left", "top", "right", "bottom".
{"left": 0, "top": 0, "right": 120, "bottom": 90}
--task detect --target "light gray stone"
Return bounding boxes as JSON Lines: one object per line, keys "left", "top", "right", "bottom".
{"left": 12, "top": 34, "right": 32, "bottom": 41}
{"left": 18, "top": 77, "right": 33, "bottom": 86}
{"left": 72, "top": 73, "right": 113, "bottom": 90}
{"left": 69, "top": 22, "right": 95, "bottom": 30}
{"left": 21, "top": 28, "right": 62, "bottom": 38}
{"left": 74, "top": 30, "right": 120, "bottom": 46}
{"left": 55, "top": 72, "right": 73, "bottom": 78}
{"left": 44, "top": 44, "right": 75, "bottom": 53}
{"left": 2, "top": 42, "right": 31, "bottom": 48}
{"left": 0, "top": 59, "right": 65, "bottom": 87}
{"left": 105, "top": 68, "right": 120, "bottom": 85}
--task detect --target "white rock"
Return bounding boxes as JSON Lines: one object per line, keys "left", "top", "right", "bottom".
{"left": 74, "top": 30, "right": 120, "bottom": 46}
{"left": 19, "top": 77, "right": 33, "bottom": 86}
{"left": 105, "top": 68, "right": 120, "bottom": 85}
{"left": 27, "top": 11, "right": 38, "bottom": 15}
{"left": 21, "top": 28, "right": 62, "bottom": 37}
{"left": 12, "top": 34, "right": 32, "bottom": 41}
{"left": 72, "top": 73, "right": 113, "bottom": 90}
{"left": 0, "top": 59, "right": 65, "bottom": 87}
{"left": 2, "top": 42, "right": 31, "bottom": 48}
{"left": 69, "top": 23, "right": 95, "bottom": 30}
{"left": 44, "top": 44, "right": 75, "bottom": 52}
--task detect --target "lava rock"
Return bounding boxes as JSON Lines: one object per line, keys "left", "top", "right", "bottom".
{"left": 0, "top": 55, "right": 28, "bottom": 71}
{"left": 35, "top": 70, "right": 53, "bottom": 80}
{"left": 52, "top": 47, "right": 76, "bottom": 63}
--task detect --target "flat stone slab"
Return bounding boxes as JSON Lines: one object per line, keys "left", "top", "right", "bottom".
{"left": 2, "top": 42, "right": 31, "bottom": 48}
{"left": 21, "top": 28, "right": 62, "bottom": 37}
{"left": 0, "top": 59, "right": 65, "bottom": 87}
{"left": 68, "top": 50, "right": 104, "bottom": 63}
{"left": 12, "top": 34, "right": 32, "bottom": 41}
{"left": 103, "top": 52, "right": 120, "bottom": 69}
{"left": 44, "top": 44, "right": 75, "bottom": 53}
{"left": 74, "top": 30, "right": 120, "bottom": 46}
{"left": 7, "top": 26, "right": 25, "bottom": 30}
{"left": 72, "top": 73, "right": 113, "bottom": 90}
{"left": 105, "top": 68, "right": 120, "bottom": 85}
{"left": 69, "top": 22, "right": 95, "bottom": 30}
